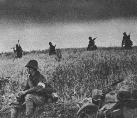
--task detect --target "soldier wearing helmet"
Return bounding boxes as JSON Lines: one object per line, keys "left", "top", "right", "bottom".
{"left": 122, "top": 32, "right": 133, "bottom": 49}
{"left": 87, "top": 36, "right": 97, "bottom": 51}
{"left": 49, "top": 42, "right": 56, "bottom": 55}
{"left": 16, "top": 40, "right": 23, "bottom": 58}
{"left": 10, "top": 60, "right": 57, "bottom": 118}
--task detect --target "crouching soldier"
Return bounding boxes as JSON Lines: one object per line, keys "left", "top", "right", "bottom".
{"left": 97, "top": 84, "right": 137, "bottom": 118}
{"left": 10, "top": 60, "right": 58, "bottom": 118}
{"left": 97, "top": 91, "right": 122, "bottom": 118}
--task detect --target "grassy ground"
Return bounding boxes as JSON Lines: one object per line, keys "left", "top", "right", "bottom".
{"left": 0, "top": 47, "right": 137, "bottom": 118}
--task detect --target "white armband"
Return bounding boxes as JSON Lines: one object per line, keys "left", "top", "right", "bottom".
{"left": 38, "top": 82, "right": 45, "bottom": 88}
{"left": 52, "top": 92, "right": 58, "bottom": 98}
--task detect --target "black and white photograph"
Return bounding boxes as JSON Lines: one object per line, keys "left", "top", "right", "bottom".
{"left": 0, "top": 0, "right": 137, "bottom": 118}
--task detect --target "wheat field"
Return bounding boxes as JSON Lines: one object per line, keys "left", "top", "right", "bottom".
{"left": 0, "top": 47, "right": 137, "bottom": 118}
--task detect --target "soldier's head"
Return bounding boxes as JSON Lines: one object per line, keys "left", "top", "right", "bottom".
{"left": 123, "top": 32, "right": 126, "bottom": 35}
{"left": 25, "top": 60, "right": 38, "bottom": 76}
{"left": 49, "top": 42, "right": 52, "bottom": 46}
{"left": 89, "top": 37, "right": 92, "bottom": 40}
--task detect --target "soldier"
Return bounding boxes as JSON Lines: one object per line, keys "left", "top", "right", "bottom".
{"left": 89, "top": 37, "right": 96, "bottom": 46}
{"left": 10, "top": 60, "right": 57, "bottom": 118}
{"left": 122, "top": 32, "right": 133, "bottom": 49}
{"left": 16, "top": 40, "right": 23, "bottom": 58}
{"left": 97, "top": 77, "right": 137, "bottom": 118}
{"left": 49, "top": 42, "right": 56, "bottom": 55}
{"left": 77, "top": 80, "right": 123, "bottom": 118}
{"left": 122, "top": 32, "right": 128, "bottom": 48}
{"left": 87, "top": 36, "right": 97, "bottom": 51}
{"left": 13, "top": 40, "right": 23, "bottom": 59}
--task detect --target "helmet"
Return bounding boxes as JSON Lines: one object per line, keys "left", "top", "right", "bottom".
{"left": 49, "top": 42, "right": 52, "bottom": 45}
{"left": 123, "top": 32, "right": 126, "bottom": 35}
{"left": 89, "top": 37, "right": 92, "bottom": 39}
{"left": 25, "top": 60, "right": 38, "bottom": 70}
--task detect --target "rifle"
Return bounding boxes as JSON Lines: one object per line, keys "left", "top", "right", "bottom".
{"left": 93, "top": 37, "right": 97, "bottom": 40}
{"left": 111, "top": 79, "right": 123, "bottom": 87}
{"left": 103, "top": 79, "right": 124, "bottom": 95}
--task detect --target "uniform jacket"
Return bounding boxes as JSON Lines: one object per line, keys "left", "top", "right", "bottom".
{"left": 23, "top": 71, "right": 54, "bottom": 97}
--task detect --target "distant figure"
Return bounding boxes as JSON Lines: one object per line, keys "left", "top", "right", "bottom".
{"left": 49, "top": 42, "right": 56, "bottom": 55}
{"left": 122, "top": 32, "right": 133, "bottom": 49}
{"left": 16, "top": 40, "right": 23, "bottom": 58}
{"left": 87, "top": 36, "right": 97, "bottom": 51}
{"left": 12, "top": 40, "right": 23, "bottom": 61}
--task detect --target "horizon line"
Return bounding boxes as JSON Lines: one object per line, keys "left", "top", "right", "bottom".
{"left": 1, "top": 46, "right": 137, "bottom": 54}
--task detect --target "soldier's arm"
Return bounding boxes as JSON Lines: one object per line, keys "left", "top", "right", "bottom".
{"left": 24, "top": 75, "right": 48, "bottom": 94}
{"left": 93, "top": 38, "right": 97, "bottom": 40}
{"left": 24, "top": 83, "right": 54, "bottom": 95}
{"left": 23, "top": 80, "right": 29, "bottom": 91}
{"left": 24, "top": 86, "right": 43, "bottom": 94}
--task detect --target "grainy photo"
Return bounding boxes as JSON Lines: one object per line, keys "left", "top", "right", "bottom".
{"left": 0, "top": 0, "right": 137, "bottom": 118}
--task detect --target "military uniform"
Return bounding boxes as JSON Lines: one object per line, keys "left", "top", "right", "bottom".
{"left": 49, "top": 42, "right": 56, "bottom": 55}
{"left": 87, "top": 37, "right": 97, "bottom": 51}
{"left": 11, "top": 60, "right": 50, "bottom": 118}
{"left": 122, "top": 32, "right": 133, "bottom": 49}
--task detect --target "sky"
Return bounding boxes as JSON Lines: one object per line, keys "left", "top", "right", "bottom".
{"left": 0, "top": 0, "right": 137, "bottom": 22}
{"left": 0, "top": 0, "right": 137, "bottom": 52}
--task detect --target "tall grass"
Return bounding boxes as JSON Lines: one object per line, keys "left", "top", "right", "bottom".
{"left": 0, "top": 47, "right": 137, "bottom": 117}
{"left": 52, "top": 48, "right": 137, "bottom": 102}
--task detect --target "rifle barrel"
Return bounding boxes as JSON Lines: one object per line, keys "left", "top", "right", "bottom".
{"left": 103, "top": 79, "right": 123, "bottom": 94}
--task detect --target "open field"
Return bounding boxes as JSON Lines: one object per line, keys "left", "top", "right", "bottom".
{"left": 0, "top": 47, "right": 137, "bottom": 117}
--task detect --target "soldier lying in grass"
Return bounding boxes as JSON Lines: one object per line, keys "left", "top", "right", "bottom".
{"left": 10, "top": 60, "right": 58, "bottom": 118}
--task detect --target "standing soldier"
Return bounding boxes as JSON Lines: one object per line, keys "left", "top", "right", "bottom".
{"left": 87, "top": 36, "right": 97, "bottom": 51}
{"left": 10, "top": 60, "right": 57, "bottom": 118}
{"left": 89, "top": 37, "right": 96, "bottom": 46}
{"left": 16, "top": 40, "right": 23, "bottom": 58}
{"left": 11, "top": 40, "right": 23, "bottom": 61}
{"left": 122, "top": 32, "right": 128, "bottom": 48}
{"left": 122, "top": 32, "right": 133, "bottom": 49}
{"left": 13, "top": 40, "right": 23, "bottom": 59}
{"left": 49, "top": 42, "right": 56, "bottom": 55}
